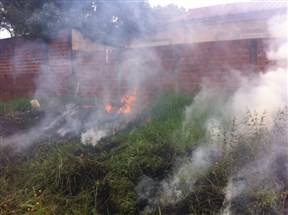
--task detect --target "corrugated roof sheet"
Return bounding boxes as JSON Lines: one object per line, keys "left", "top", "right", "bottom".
{"left": 170, "top": 2, "right": 287, "bottom": 22}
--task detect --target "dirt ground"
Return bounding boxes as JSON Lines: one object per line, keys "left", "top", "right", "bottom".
{"left": 0, "top": 110, "right": 44, "bottom": 137}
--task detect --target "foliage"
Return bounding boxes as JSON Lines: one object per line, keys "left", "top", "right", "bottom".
{"left": 0, "top": 0, "right": 185, "bottom": 44}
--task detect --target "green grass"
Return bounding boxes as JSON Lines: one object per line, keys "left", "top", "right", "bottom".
{"left": 0, "top": 94, "right": 287, "bottom": 214}
{"left": 0, "top": 93, "right": 193, "bottom": 214}
{"left": 0, "top": 96, "right": 98, "bottom": 114}
{"left": 0, "top": 98, "right": 31, "bottom": 114}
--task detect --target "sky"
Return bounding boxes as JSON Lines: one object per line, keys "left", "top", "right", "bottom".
{"left": 148, "top": 0, "right": 247, "bottom": 9}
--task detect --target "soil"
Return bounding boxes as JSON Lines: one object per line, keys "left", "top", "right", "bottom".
{"left": 0, "top": 110, "right": 45, "bottom": 137}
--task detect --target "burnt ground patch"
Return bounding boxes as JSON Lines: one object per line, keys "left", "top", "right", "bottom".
{"left": 0, "top": 110, "right": 45, "bottom": 137}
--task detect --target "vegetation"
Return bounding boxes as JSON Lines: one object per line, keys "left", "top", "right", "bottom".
{"left": 0, "top": 94, "right": 287, "bottom": 214}
{"left": 0, "top": 98, "right": 31, "bottom": 114}
{"left": 0, "top": 0, "right": 185, "bottom": 44}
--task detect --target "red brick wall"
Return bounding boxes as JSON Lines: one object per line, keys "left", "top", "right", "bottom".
{"left": 46, "top": 30, "right": 71, "bottom": 96}
{"left": 73, "top": 49, "right": 120, "bottom": 99}
{"left": 74, "top": 39, "right": 271, "bottom": 99}
{"left": 13, "top": 38, "right": 47, "bottom": 98}
{"left": 0, "top": 38, "right": 15, "bottom": 100}
{"left": 0, "top": 35, "right": 271, "bottom": 101}
{"left": 0, "top": 30, "right": 71, "bottom": 101}
{"left": 152, "top": 39, "right": 271, "bottom": 94}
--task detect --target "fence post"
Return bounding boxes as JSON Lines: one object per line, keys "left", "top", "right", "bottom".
{"left": 173, "top": 45, "right": 182, "bottom": 94}
{"left": 250, "top": 39, "right": 258, "bottom": 71}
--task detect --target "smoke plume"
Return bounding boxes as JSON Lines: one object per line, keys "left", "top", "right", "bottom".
{"left": 1, "top": 2, "right": 287, "bottom": 214}
{"left": 136, "top": 13, "right": 287, "bottom": 213}
{"left": 1, "top": 2, "right": 164, "bottom": 149}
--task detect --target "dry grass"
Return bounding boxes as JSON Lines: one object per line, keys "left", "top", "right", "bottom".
{"left": 0, "top": 96, "right": 287, "bottom": 214}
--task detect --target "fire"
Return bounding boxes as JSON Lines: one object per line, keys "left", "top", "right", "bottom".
{"left": 105, "top": 104, "right": 113, "bottom": 113}
{"left": 118, "top": 94, "right": 136, "bottom": 114}
{"left": 105, "top": 90, "right": 136, "bottom": 114}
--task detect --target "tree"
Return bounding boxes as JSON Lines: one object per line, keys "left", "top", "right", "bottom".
{"left": 0, "top": 0, "right": 55, "bottom": 37}
{"left": 78, "top": 0, "right": 152, "bottom": 45}
{"left": 0, "top": 0, "right": 185, "bottom": 45}
{"left": 0, "top": 0, "right": 91, "bottom": 39}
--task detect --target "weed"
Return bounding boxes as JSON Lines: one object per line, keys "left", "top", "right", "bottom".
{"left": 0, "top": 94, "right": 287, "bottom": 214}
{"left": 0, "top": 98, "right": 31, "bottom": 114}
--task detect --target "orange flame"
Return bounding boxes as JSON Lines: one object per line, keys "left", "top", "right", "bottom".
{"left": 118, "top": 94, "right": 136, "bottom": 114}
{"left": 105, "top": 90, "right": 136, "bottom": 114}
{"left": 105, "top": 104, "right": 113, "bottom": 113}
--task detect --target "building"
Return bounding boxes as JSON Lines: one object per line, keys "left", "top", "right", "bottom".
{"left": 0, "top": 2, "right": 287, "bottom": 101}
{"left": 130, "top": 2, "right": 287, "bottom": 47}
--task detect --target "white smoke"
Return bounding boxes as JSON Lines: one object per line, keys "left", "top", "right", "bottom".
{"left": 1, "top": 17, "right": 164, "bottom": 151}
{"left": 77, "top": 48, "right": 161, "bottom": 146}
{"left": 160, "top": 142, "right": 222, "bottom": 204}
{"left": 148, "top": 0, "right": 244, "bottom": 9}
{"left": 81, "top": 129, "right": 107, "bottom": 146}
{"left": 229, "top": 68, "right": 287, "bottom": 126}
{"left": 221, "top": 14, "right": 288, "bottom": 214}
{"left": 137, "top": 13, "right": 287, "bottom": 212}
{"left": 135, "top": 176, "right": 159, "bottom": 213}
{"left": 229, "top": 14, "right": 287, "bottom": 126}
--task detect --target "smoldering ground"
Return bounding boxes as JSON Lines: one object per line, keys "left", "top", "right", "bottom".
{"left": 135, "top": 14, "right": 288, "bottom": 214}
{"left": 1, "top": 2, "right": 287, "bottom": 214}
{"left": 1, "top": 30, "right": 164, "bottom": 152}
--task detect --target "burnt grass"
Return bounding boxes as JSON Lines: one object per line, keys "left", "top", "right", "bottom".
{"left": 0, "top": 110, "right": 45, "bottom": 137}
{"left": 0, "top": 96, "right": 287, "bottom": 215}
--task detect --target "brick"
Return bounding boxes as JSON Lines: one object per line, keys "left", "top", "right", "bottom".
{"left": 0, "top": 34, "right": 277, "bottom": 101}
